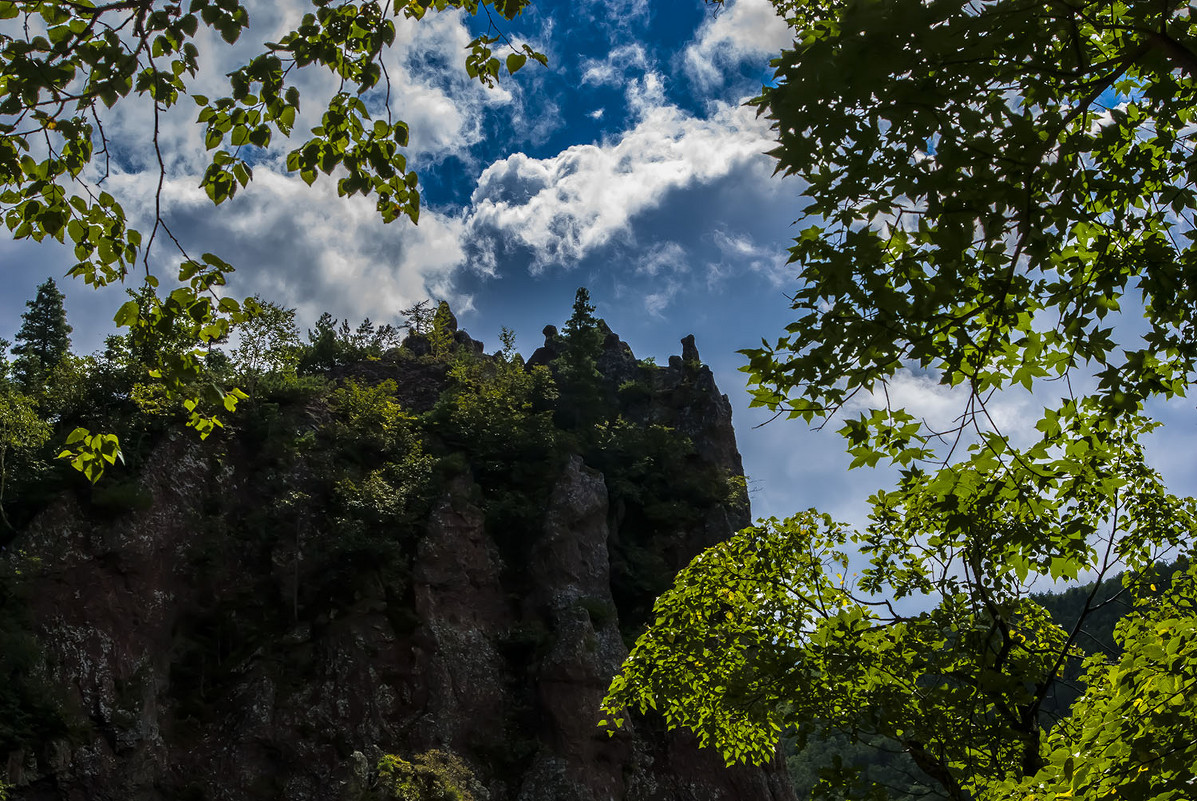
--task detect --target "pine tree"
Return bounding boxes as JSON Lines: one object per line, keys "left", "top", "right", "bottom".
{"left": 553, "top": 288, "right": 606, "bottom": 431}
{"left": 12, "top": 279, "right": 72, "bottom": 390}
{"left": 302, "top": 312, "right": 339, "bottom": 373}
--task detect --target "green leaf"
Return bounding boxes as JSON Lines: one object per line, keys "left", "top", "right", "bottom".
{"left": 113, "top": 300, "right": 140, "bottom": 327}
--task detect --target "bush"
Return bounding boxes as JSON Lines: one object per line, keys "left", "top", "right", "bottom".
{"left": 373, "top": 750, "right": 484, "bottom": 801}
{"left": 430, "top": 350, "right": 557, "bottom": 473}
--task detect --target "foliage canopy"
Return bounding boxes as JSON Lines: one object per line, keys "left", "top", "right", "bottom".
{"left": 605, "top": 1, "right": 1197, "bottom": 799}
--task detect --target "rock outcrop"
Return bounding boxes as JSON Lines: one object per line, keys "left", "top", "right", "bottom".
{"left": 3, "top": 326, "right": 793, "bottom": 801}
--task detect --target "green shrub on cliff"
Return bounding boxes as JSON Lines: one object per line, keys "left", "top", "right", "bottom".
{"left": 431, "top": 341, "right": 557, "bottom": 474}
{"left": 374, "top": 750, "right": 483, "bottom": 801}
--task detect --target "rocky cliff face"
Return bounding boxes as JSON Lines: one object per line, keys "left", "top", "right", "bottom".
{"left": 3, "top": 325, "right": 794, "bottom": 801}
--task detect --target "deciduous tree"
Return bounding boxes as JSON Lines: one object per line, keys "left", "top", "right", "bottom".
{"left": 230, "top": 295, "right": 300, "bottom": 399}
{"left": 605, "top": 2, "right": 1197, "bottom": 798}
{"left": 0, "top": 388, "right": 49, "bottom": 528}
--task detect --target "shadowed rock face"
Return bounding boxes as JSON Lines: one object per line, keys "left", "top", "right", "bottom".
{"left": 4, "top": 329, "right": 794, "bottom": 801}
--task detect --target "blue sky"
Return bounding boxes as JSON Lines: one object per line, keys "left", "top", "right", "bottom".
{"left": 3, "top": 0, "right": 1195, "bottom": 532}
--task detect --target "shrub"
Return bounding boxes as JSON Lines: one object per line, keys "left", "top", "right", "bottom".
{"left": 374, "top": 750, "right": 483, "bottom": 801}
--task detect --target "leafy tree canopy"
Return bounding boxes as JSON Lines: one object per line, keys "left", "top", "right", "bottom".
{"left": 0, "top": 388, "right": 49, "bottom": 527}
{"left": 230, "top": 295, "right": 300, "bottom": 398}
{"left": 606, "top": 2, "right": 1197, "bottom": 799}
{"left": 0, "top": 0, "right": 542, "bottom": 475}
{"left": 743, "top": 0, "right": 1197, "bottom": 459}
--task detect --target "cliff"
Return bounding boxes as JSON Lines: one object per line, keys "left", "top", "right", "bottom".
{"left": 1, "top": 318, "right": 794, "bottom": 801}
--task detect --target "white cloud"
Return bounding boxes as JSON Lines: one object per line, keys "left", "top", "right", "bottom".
{"left": 46, "top": 0, "right": 523, "bottom": 330}
{"left": 99, "top": 167, "right": 468, "bottom": 327}
{"left": 85, "top": 0, "right": 508, "bottom": 192}
{"left": 581, "top": 43, "right": 650, "bottom": 86}
{"left": 636, "top": 241, "right": 687, "bottom": 277}
{"left": 626, "top": 72, "right": 667, "bottom": 115}
{"left": 713, "top": 229, "right": 788, "bottom": 285}
{"left": 384, "top": 8, "right": 516, "bottom": 161}
{"left": 642, "top": 286, "right": 680, "bottom": 317}
{"left": 210, "top": 175, "right": 469, "bottom": 323}
{"left": 466, "top": 99, "right": 774, "bottom": 271}
{"left": 633, "top": 242, "right": 688, "bottom": 315}
{"left": 59, "top": 3, "right": 781, "bottom": 329}
{"left": 573, "top": 0, "right": 650, "bottom": 33}
{"left": 682, "top": 0, "right": 791, "bottom": 91}
{"left": 843, "top": 369, "right": 1039, "bottom": 456}
{"left": 6, "top": 0, "right": 797, "bottom": 351}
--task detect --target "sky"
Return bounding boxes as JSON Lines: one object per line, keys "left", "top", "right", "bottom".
{"left": 2, "top": 0, "right": 1196, "bottom": 534}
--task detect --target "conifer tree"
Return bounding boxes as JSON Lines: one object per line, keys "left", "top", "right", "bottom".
{"left": 12, "top": 279, "right": 72, "bottom": 390}
{"left": 300, "top": 313, "right": 339, "bottom": 374}
{"left": 429, "top": 302, "right": 456, "bottom": 358}
{"left": 553, "top": 288, "right": 606, "bottom": 431}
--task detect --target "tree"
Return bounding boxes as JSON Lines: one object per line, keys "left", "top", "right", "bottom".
{"left": 12, "top": 278, "right": 72, "bottom": 390}
{"left": 605, "top": 2, "right": 1197, "bottom": 799}
{"left": 300, "top": 312, "right": 341, "bottom": 374}
{"left": 552, "top": 287, "right": 606, "bottom": 431}
{"left": 297, "top": 310, "right": 403, "bottom": 373}
{"left": 0, "top": 0, "right": 543, "bottom": 475}
{"left": 229, "top": 295, "right": 300, "bottom": 399}
{"left": 428, "top": 301, "right": 456, "bottom": 358}
{"left": 0, "top": 388, "right": 50, "bottom": 528}
{"left": 399, "top": 300, "right": 435, "bottom": 335}
{"left": 431, "top": 324, "right": 557, "bottom": 474}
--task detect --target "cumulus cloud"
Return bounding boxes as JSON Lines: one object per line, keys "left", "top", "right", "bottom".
{"left": 41, "top": 0, "right": 523, "bottom": 332}
{"left": 682, "top": 0, "right": 791, "bottom": 91}
{"left": 85, "top": 0, "right": 510, "bottom": 193}
{"left": 466, "top": 99, "right": 774, "bottom": 271}
{"left": 97, "top": 166, "right": 468, "bottom": 326}
{"left": 8, "top": 0, "right": 795, "bottom": 349}
{"left": 384, "top": 9, "right": 517, "bottom": 161}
